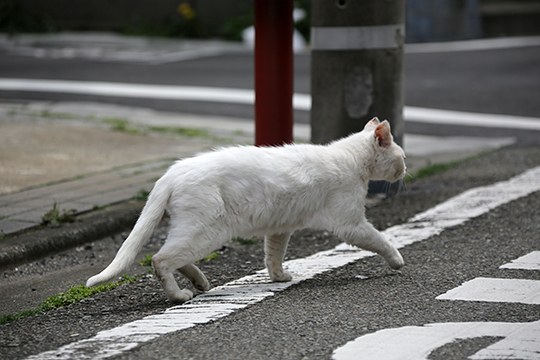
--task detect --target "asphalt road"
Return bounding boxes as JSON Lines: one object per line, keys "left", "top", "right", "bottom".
{"left": 1, "top": 146, "right": 539, "bottom": 359}
{"left": 0, "top": 39, "right": 539, "bottom": 140}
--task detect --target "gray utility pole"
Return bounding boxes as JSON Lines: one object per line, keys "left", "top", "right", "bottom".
{"left": 310, "top": 0, "right": 405, "bottom": 146}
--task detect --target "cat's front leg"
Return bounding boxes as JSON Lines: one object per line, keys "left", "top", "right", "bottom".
{"left": 337, "top": 222, "right": 404, "bottom": 270}
{"left": 265, "top": 232, "right": 293, "bottom": 282}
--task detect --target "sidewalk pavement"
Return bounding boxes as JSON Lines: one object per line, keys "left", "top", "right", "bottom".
{"left": 0, "top": 100, "right": 515, "bottom": 268}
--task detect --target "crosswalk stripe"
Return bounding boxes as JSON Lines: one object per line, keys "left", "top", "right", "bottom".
{"left": 500, "top": 251, "right": 540, "bottom": 270}
{"left": 436, "top": 277, "right": 540, "bottom": 305}
{"left": 26, "top": 166, "right": 540, "bottom": 359}
{"left": 334, "top": 251, "right": 540, "bottom": 359}
{"left": 437, "top": 251, "right": 540, "bottom": 304}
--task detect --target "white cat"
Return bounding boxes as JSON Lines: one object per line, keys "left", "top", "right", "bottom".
{"left": 87, "top": 117, "right": 406, "bottom": 303}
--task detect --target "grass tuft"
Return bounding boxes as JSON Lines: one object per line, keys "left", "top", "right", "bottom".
{"left": 103, "top": 118, "right": 141, "bottom": 134}
{"left": 405, "top": 161, "right": 460, "bottom": 184}
{"left": 148, "top": 126, "right": 210, "bottom": 138}
{"left": 41, "top": 202, "right": 77, "bottom": 227}
{"left": 233, "top": 237, "right": 259, "bottom": 245}
{"left": 0, "top": 275, "right": 137, "bottom": 326}
{"left": 203, "top": 251, "right": 221, "bottom": 262}
{"left": 133, "top": 189, "right": 150, "bottom": 201}
{"left": 139, "top": 254, "right": 153, "bottom": 267}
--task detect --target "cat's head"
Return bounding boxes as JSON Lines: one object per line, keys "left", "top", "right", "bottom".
{"left": 365, "top": 117, "right": 407, "bottom": 182}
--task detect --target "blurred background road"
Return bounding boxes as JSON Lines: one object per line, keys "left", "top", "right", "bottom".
{"left": 0, "top": 33, "right": 539, "bottom": 143}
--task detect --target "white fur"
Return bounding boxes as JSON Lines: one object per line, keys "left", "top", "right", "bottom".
{"left": 87, "top": 118, "right": 407, "bottom": 303}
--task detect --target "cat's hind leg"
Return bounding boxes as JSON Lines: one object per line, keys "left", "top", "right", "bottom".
{"left": 265, "top": 232, "right": 293, "bottom": 282}
{"left": 152, "top": 227, "right": 223, "bottom": 303}
{"left": 337, "top": 222, "right": 404, "bottom": 270}
{"left": 152, "top": 249, "right": 194, "bottom": 304}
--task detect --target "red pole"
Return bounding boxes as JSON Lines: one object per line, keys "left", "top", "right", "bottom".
{"left": 254, "top": 0, "right": 294, "bottom": 146}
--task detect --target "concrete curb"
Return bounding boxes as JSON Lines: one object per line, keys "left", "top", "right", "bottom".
{"left": 0, "top": 200, "right": 143, "bottom": 271}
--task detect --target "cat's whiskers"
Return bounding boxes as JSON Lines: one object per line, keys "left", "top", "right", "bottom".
{"left": 397, "top": 178, "right": 407, "bottom": 195}
{"left": 405, "top": 170, "right": 414, "bottom": 182}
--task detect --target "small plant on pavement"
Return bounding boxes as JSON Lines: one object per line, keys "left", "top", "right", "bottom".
{"left": 41, "top": 202, "right": 77, "bottom": 227}
{"left": 203, "top": 251, "right": 221, "bottom": 262}
{"left": 233, "top": 237, "right": 259, "bottom": 245}
{"left": 0, "top": 275, "right": 138, "bottom": 325}
{"left": 139, "top": 254, "right": 154, "bottom": 268}
{"left": 134, "top": 189, "right": 150, "bottom": 201}
{"left": 103, "top": 117, "right": 140, "bottom": 134}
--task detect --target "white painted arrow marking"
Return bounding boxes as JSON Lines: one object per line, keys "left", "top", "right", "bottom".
{"left": 26, "top": 166, "right": 540, "bottom": 359}
{"left": 334, "top": 251, "right": 540, "bottom": 359}
{"left": 332, "top": 320, "right": 540, "bottom": 360}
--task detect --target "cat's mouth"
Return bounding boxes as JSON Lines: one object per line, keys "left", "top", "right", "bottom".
{"left": 391, "top": 166, "right": 407, "bottom": 182}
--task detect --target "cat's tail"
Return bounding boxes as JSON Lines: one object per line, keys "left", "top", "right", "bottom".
{"left": 86, "top": 176, "right": 171, "bottom": 287}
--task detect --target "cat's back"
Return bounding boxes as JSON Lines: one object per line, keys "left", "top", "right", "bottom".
{"left": 165, "top": 143, "right": 326, "bottom": 183}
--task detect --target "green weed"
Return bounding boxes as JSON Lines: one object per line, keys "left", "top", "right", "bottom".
{"left": 233, "top": 237, "right": 259, "bottom": 245}
{"left": 41, "top": 202, "right": 77, "bottom": 227}
{"left": 39, "top": 110, "right": 73, "bottom": 120}
{"left": 0, "top": 275, "right": 137, "bottom": 325}
{"left": 139, "top": 254, "right": 153, "bottom": 267}
{"left": 203, "top": 251, "right": 221, "bottom": 262}
{"left": 134, "top": 189, "right": 150, "bottom": 201}
{"left": 406, "top": 161, "right": 460, "bottom": 183}
{"left": 103, "top": 118, "right": 140, "bottom": 134}
{"left": 148, "top": 126, "right": 210, "bottom": 138}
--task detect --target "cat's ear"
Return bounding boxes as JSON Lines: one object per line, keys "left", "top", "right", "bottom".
{"left": 374, "top": 120, "right": 392, "bottom": 148}
{"left": 364, "top": 117, "right": 381, "bottom": 130}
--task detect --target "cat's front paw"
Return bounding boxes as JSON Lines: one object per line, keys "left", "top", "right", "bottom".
{"left": 270, "top": 270, "right": 293, "bottom": 282}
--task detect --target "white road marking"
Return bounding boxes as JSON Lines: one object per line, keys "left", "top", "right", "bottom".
{"left": 404, "top": 106, "right": 540, "bottom": 131}
{"left": 334, "top": 252, "right": 540, "bottom": 359}
{"left": 500, "top": 251, "right": 540, "bottom": 270}
{"left": 332, "top": 320, "right": 540, "bottom": 360}
{"left": 26, "top": 166, "right": 540, "bottom": 359}
{"left": 1, "top": 78, "right": 540, "bottom": 131}
{"left": 437, "top": 251, "right": 540, "bottom": 304}
{"left": 0, "top": 79, "right": 255, "bottom": 105}
{"left": 436, "top": 277, "right": 540, "bottom": 305}
{"left": 405, "top": 35, "right": 540, "bottom": 53}
{"left": 470, "top": 320, "right": 540, "bottom": 360}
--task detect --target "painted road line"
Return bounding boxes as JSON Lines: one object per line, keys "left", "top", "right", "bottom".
{"left": 1, "top": 79, "right": 540, "bottom": 131}
{"left": 405, "top": 35, "right": 540, "bottom": 54}
{"left": 437, "top": 251, "right": 540, "bottom": 304}
{"left": 332, "top": 320, "right": 540, "bottom": 360}
{"left": 0, "top": 79, "right": 255, "bottom": 105}
{"left": 26, "top": 166, "right": 540, "bottom": 359}
{"left": 404, "top": 106, "right": 540, "bottom": 131}
{"left": 500, "top": 251, "right": 540, "bottom": 270}
{"left": 334, "top": 252, "right": 540, "bottom": 359}
{"left": 436, "top": 277, "right": 540, "bottom": 305}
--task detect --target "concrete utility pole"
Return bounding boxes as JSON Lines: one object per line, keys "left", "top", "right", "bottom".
{"left": 310, "top": 0, "right": 405, "bottom": 145}
{"left": 254, "top": 0, "right": 294, "bottom": 146}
